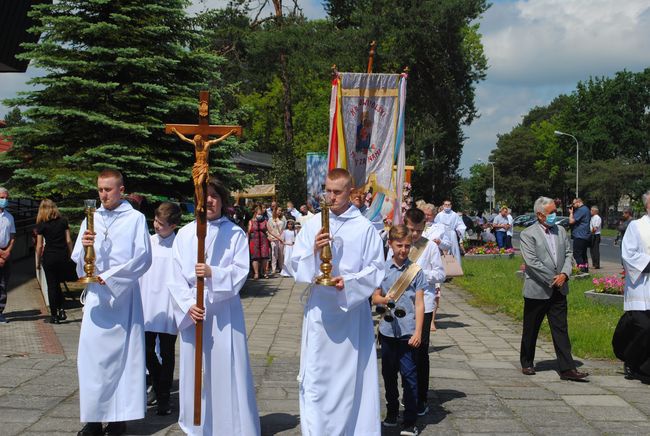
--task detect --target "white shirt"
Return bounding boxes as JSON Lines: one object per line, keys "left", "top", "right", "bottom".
{"left": 539, "top": 222, "right": 557, "bottom": 263}
{"left": 139, "top": 233, "right": 178, "bottom": 335}
{"left": 590, "top": 214, "right": 602, "bottom": 235}
{"left": 507, "top": 214, "right": 514, "bottom": 237}
{"left": 0, "top": 209, "right": 15, "bottom": 248}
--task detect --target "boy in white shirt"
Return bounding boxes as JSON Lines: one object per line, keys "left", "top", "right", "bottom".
{"left": 139, "top": 202, "right": 182, "bottom": 415}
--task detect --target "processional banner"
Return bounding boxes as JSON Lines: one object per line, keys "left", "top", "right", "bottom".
{"left": 306, "top": 152, "right": 328, "bottom": 209}
{"left": 328, "top": 72, "right": 407, "bottom": 224}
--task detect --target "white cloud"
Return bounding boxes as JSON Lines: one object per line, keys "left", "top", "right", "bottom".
{"left": 460, "top": 0, "right": 650, "bottom": 176}
{"left": 483, "top": 0, "right": 650, "bottom": 85}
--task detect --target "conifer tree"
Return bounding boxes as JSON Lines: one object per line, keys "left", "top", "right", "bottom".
{"left": 2, "top": 0, "right": 249, "bottom": 203}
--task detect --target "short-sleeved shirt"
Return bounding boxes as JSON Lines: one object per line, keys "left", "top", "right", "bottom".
{"left": 492, "top": 214, "right": 509, "bottom": 232}
{"left": 572, "top": 205, "right": 591, "bottom": 240}
{"left": 378, "top": 258, "right": 427, "bottom": 339}
{"left": 0, "top": 210, "right": 16, "bottom": 248}
{"left": 590, "top": 215, "right": 602, "bottom": 235}
{"left": 36, "top": 217, "right": 70, "bottom": 256}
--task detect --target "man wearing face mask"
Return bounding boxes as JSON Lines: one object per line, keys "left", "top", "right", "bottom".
{"left": 519, "top": 196, "right": 588, "bottom": 382}
{"left": 0, "top": 187, "right": 15, "bottom": 324}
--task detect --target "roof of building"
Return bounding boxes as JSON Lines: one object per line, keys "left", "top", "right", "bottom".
{"left": 0, "top": 120, "right": 12, "bottom": 152}
{"left": 232, "top": 151, "right": 273, "bottom": 169}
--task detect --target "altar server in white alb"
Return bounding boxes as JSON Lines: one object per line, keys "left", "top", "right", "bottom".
{"left": 139, "top": 202, "right": 182, "bottom": 416}
{"left": 614, "top": 190, "right": 650, "bottom": 381}
{"left": 434, "top": 199, "right": 466, "bottom": 264}
{"left": 168, "top": 177, "right": 260, "bottom": 436}
{"left": 291, "top": 168, "right": 385, "bottom": 435}
{"left": 72, "top": 169, "right": 152, "bottom": 436}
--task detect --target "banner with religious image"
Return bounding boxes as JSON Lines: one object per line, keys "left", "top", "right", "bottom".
{"left": 328, "top": 72, "right": 407, "bottom": 225}
{"left": 306, "top": 152, "right": 328, "bottom": 210}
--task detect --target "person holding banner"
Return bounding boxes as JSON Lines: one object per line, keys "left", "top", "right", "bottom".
{"left": 168, "top": 177, "right": 260, "bottom": 436}
{"left": 291, "top": 168, "right": 385, "bottom": 436}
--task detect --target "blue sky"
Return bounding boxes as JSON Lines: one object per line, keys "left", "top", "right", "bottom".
{"left": 2, "top": 0, "right": 649, "bottom": 177}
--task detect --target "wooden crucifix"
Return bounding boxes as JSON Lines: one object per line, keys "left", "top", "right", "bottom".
{"left": 164, "top": 90, "right": 242, "bottom": 425}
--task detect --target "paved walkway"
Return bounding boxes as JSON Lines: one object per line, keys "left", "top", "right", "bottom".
{"left": 0, "top": 258, "right": 648, "bottom": 435}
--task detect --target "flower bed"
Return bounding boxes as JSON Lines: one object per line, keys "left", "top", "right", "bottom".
{"left": 591, "top": 271, "right": 625, "bottom": 295}
{"left": 464, "top": 241, "right": 515, "bottom": 257}
{"left": 584, "top": 290, "right": 623, "bottom": 306}
{"left": 584, "top": 270, "right": 625, "bottom": 306}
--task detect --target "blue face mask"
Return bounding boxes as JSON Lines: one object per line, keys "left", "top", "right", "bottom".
{"left": 545, "top": 212, "right": 557, "bottom": 226}
{"left": 0, "top": 199, "right": 7, "bottom": 209}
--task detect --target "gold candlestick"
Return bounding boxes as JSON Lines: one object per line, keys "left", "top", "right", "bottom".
{"left": 315, "top": 200, "right": 337, "bottom": 286}
{"left": 78, "top": 199, "right": 99, "bottom": 284}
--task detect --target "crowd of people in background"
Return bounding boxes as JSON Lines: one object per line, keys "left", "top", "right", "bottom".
{"left": 1, "top": 172, "right": 649, "bottom": 436}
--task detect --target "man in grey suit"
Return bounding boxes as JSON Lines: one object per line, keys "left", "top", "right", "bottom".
{"left": 519, "top": 196, "right": 589, "bottom": 381}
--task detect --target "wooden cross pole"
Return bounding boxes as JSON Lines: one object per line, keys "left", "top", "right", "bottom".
{"left": 164, "top": 90, "right": 242, "bottom": 426}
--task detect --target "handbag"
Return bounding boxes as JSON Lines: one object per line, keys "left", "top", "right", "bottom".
{"left": 441, "top": 253, "right": 464, "bottom": 277}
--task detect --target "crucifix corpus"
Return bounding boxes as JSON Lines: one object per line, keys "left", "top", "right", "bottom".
{"left": 164, "top": 90, "right": 242, "bottom": 425}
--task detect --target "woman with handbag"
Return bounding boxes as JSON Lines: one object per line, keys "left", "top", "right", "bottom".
{"left": 35, "top": 199, "right": 73, "bottom": 324}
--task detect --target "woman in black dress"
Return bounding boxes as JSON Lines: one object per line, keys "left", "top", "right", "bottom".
{"left": 35, "top": 199, "right": 73, "bottom": 324}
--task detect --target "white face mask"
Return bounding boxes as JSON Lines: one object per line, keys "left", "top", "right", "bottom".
{"left": 444, "top": 207, "right": 451, "bottom": 213}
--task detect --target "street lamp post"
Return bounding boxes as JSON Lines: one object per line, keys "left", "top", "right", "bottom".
{"left": 478, "top": 159, "right": 496, "bottom": 211}
{"left": 554, "top": 130, "right": 579, "bottom": 198}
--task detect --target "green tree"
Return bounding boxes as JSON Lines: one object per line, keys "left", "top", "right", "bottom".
{"left": 350, "top": 0, "right": 489, "bottom": 203}
{"left": 2, "top": 107, "right": 24, "bottom": 127}
{"left": 2, "top": 0, "right": 249, "bottom": 203}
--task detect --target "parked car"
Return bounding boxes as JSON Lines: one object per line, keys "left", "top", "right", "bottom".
{"left": 522, "top": 215, "right": 570, "bottom": 229}
{"left": 513, "top": 214, "right": 535, "bottom": 226}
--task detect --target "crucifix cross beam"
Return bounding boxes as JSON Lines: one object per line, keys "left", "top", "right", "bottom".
{"left": 164, "top": 90, "right": 243, "bottom": 138}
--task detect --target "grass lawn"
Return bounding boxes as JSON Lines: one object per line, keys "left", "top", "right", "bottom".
{"left": 454, "top": 256, "right": 623, "bottom": 360}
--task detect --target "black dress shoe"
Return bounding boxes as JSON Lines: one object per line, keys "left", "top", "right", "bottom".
{"left": 77, "top": 422, "right": 103, "bottom": 436}
{"left": 521, "top": 367, "right": 536, "bottom": 375}
{"left": 157, "top": 392, "right": 172, "bottom": 415}
{"left": 104, "top": 421, "right": 126, "bottom": 436}
{"left": 624, "top": 364, "right": 650, "bottom": 383}
{"left": 560, "top": 369, "right": 589, "bottom": 381}
{"left": 58, "top": 308, "right": 67, "bottom": 321}
{"left": 49, "top": 315, "right": 60, "bottom": 324}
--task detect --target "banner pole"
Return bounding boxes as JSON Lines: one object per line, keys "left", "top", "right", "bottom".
{"left": 367, "top": 41, "right": 376, "bottom": 74}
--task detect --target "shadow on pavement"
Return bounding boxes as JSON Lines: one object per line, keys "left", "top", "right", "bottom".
{"left": 535, "top": 359, "right": 585, "bottom": 372}
{"left": 3, "top": 308, "right": 48, "bottom": 322}
{"left": 261, "top": 412, "right": 300, "bottom": 435}
{"left": 381, "top": 389, "right": 467, "bottom": 435}
{"left": 435, "top": 320, "right": 470, "bottom": 329}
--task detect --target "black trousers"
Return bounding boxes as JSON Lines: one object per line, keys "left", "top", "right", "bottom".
{"left": 612, "top": 311, "right": 650, "bottom": 375}
{"left": 42, "top": 254, "right": 67, "bottom": 315}
{"left": 416, "top": 312, "right": 433, "bottom": 406}
{"left": 380, "top": 333, "right": 418, "bottom": 424}
{"left": 145, "top": 331, "right": 177, "bottom": 401}
{"left": 590, "top": 234, "right": 601, "bottom": 268}
{"left": 0, "top": 259, "right": 11, "bottom": 314}
{"left": 520, "top": 290, "right": 575, "bottom": 372}
{"left": 573, "top": 237, "right": 590, "bottom": 268}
